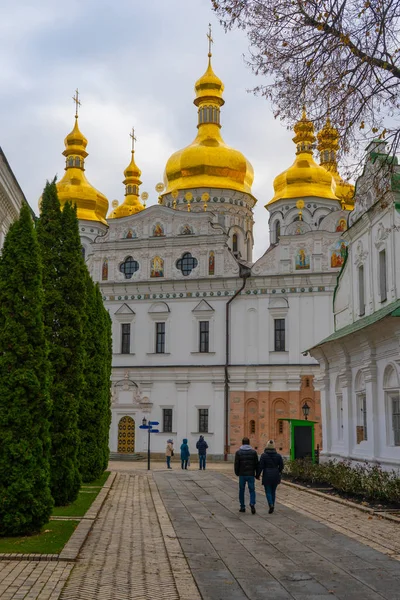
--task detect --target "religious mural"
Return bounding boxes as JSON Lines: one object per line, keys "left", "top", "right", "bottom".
{"left": 209, "top": 251, "right": 215, "bottom": 275}
{"left": 295, "top": 248, "right": 310, "bottom": 270}
{"left": 124, "top": 228, "right": 137, "bottom": 239}
{"left": 330, "top": 240, "right": 348, "bottom": 268}
{"left": 152, "top": 223, "right": 164, "bottom": 237}
{"left": 102, "top": 258, "right": 108, "bottom": 281}
{"left": 180, "top": 224, "right": 193, "bottom": 235}
{"left": 336, "top": 218, "right": 347, "bottom": 232}
{"left": 151, "top": 255, "right": 164, "bottom": 278}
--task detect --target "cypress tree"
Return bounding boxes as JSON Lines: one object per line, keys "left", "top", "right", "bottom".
{"left": 79, "top": 275, "right": 112, "bottom": 481}
{"left": 0, "top": 203, "right": 53, "bottom": 535}
{"left": 37, "top": 183, "right": 84, "bottom": 505}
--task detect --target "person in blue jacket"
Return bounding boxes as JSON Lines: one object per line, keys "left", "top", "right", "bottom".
{"left": 180, "top": 438, "right": 190, "bottom": 469}
{"left": 196, "top": 435, "right": 208, "bottom": 470}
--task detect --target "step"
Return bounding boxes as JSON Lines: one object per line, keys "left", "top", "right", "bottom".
{"left": 109, "top": 452, "right": 145, "bottom": 461}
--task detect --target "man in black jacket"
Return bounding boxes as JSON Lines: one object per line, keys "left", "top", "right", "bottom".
{"left": 234, "top": 437, "right": 259, "bottom": 514}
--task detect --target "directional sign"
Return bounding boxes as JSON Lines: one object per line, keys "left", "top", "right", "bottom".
{"left": 149, "top": 421, "right": 159, "bottom": 426}
{"left": 139, "top": 425, "right": 149, "bottom": 430}
{"left": 150, "top": 429, "right": 159, "bottom": 433}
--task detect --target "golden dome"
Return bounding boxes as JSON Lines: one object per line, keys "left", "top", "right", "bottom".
{"left": 317, "top": 117, "right": 355, "bottom": 209}
{"left": 163, "top": 53, "right": 254, "bottom": 196}
{"left": 109, "top": 142, "right": 145, "bottom": 219}
{"left": 57, "top": 116, "right": 109, "bottom": 225}
{"left": 268, "top": 108, "right": 338, "bottom": 206}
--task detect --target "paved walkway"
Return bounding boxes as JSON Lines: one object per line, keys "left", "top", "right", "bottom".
{"left": 155, "top": 469, "right": 400, "bottom": 600}
{"left": 1, "top": 464, "right": 400, "bottom": 599}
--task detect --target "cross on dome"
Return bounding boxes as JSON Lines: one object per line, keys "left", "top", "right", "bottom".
{"left": 130, "top": 127, "right": 137, "bottom": 152}
{"left": 207, "top": 23, "right": 213, "bottom": 57}
{"left": 72, "top": 89, "right": 81, "bottom": 118}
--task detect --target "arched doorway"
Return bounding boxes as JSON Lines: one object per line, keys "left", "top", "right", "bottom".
{"left": 118, "top": 416, "right": 135, "bottom": 453}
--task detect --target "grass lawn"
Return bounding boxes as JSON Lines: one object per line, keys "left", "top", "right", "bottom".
{"left": 52, "top": 471, "right": 110, "bottom": 517}
{"left": 82, "top": 470, "right": 110, "bottom": 488}
{"left": 0, "top": 520, "right": 79, "bottom": 554}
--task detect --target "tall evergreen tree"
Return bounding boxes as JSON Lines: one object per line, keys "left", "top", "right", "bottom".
{"left": 37, "top": 183, "right": 84, "bottom": 505}
{"left": 79, "top": 274, "right": 112, "bottom": 481}
{"left": 0, "top": 203, "right": 53, "bottom": 535}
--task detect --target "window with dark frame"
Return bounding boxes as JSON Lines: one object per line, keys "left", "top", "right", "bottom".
{"left": 274, "top": 319, "right": 285, "bottom": 351}
{"left": 176, "top": 252, "right": 198, "bottom": 276}
{"left": 120, "top": 256, "right": 139, "bottom": 279}
{"left": 249, "top": 420, "right": 256, "bottom": 434}
{"left": 199, "top": 321, "right": 209, "bottom": 353}
{"left": 163, "top": 408, "right": 173, "bottom": 433}
{"left": 121, "top": 323, "right": 131, "bottom": 354}
{"left": 278, "top": 420, "right": 283, "bottom": 435}
{"left": 379, "top": 250, "right": 387, "bottom": 302}
{"left": 198, "top": 409, "right": 209, "bottom": 433}
{"left": 358, "top": 265, "right": 365, "bottom": 316}
{"left": 393, "top": 396, "right": 400, "bottom": 446}
{"left": 155, "top": 322, "right": 165, "bottom": 354}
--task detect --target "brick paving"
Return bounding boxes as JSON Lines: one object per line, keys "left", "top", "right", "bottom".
{"left": 0, "top": 560, "right": 73, "bottom": 600}
{"left": 155, "top": 469, "right": 400, "bottom": 600}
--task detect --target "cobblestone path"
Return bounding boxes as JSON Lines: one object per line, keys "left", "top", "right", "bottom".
{"left": 0, "top": 560, "right": 73, "bottom": 600}
{"left": 155, "top": 469, "right": 400, "bottom": 600}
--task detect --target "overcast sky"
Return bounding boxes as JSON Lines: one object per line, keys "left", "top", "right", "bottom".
{"left": 0, "top": 0, "right": 296, "bottom": 259}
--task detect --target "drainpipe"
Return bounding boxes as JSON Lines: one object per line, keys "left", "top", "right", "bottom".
{"left": 224, "top": 262, "right": 251, "bottom": 460}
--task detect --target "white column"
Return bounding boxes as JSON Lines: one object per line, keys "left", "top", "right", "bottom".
{"left": 175, "top": 381, "right": 190, "bottom": 441}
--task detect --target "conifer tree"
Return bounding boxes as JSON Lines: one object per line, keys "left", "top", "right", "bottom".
{"left": 0, "top": 203, "right": 53, "bottom": 535}
{"left": 37, "top": 183, "right": 84, "bottom": 505}
{"left": 79, "top": 274, "right": 112, "bottom": 481}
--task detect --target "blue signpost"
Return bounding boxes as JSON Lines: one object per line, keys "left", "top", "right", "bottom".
{"left": 139, "top": 417, "right": 159, "bottom": 470}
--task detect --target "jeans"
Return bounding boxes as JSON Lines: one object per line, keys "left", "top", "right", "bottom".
{"left": 239, "top": 475, "right": 256, "bottom": 508}
{"left": 199, "top": 455, "right": 206, "bottom": 469}
{"left": 166, "top": 456, "right": 171, "bottom": 468}
{"left": 181, "top": 460, "right": 188, "bottom": 469}
{"left": 264, "top": 484, "right": 277, "bottom": 507}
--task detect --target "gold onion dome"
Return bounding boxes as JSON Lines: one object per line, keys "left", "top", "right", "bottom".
{"left": 163, "top": 48, "right": 254, "bottom": 196}
{"left": 109, "top": 135, "right": 145, "bottom": 218}
{"left": 268, "top": 108, "right": 338, "bottom": 205}
{"left": 317, "top": 117, "right": 354, "bottom": 209}
{"left": 56, "top": 116, "right": 109, "bottom": 224}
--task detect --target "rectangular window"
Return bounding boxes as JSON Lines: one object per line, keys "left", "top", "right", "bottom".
{"left": 198, "top": 409, "right": 209, "bottom": 433}
{"left": 199, "top": 321, "right": 209, "bottom": 353}
{"left": 163, "top": 408, "right": 172, "bottom": 433}
{"left": 155, "top": 322, "right": 165, "bottom": 354}
{"left": 121, "top": 323, "right": 131, "bottom": 354}
{"left": 274, "top": 319, "right": 285, "bottom": 351}
{"left": 392, "top": 395, "right": 400, "bottom": 446}
{"left": 337, "top": 394, "right": 343, "bottom": 441}
{"left": 379, "top": 250, "right": 387, "bottom": 302}
{"left": 358, "top": 265, "right": 365, "bottom": 316}
{"left": 356, "top": 394, "right": 367, "bottom": 442}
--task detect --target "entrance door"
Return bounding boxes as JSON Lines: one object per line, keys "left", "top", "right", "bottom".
{"left": 294, "top": 426, "right": 312, "bottom": 459}
{"left": 118, "top": 416, "right": 135, "bottom": 453}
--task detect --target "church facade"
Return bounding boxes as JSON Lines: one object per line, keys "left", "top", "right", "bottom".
{"left": 52, "top": 47, "right": 357, "bottom": 458}
{"left": 0, "top": 147, "right": 29, "bottom": 247}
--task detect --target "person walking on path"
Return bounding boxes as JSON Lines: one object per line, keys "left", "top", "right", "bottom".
{"left": 180, "top": 438, "right": 190, "bottom": 469}
{"left": 257, "top": 440, "right": 284, "bottom": 513}
{"left": 234, "top": 437, "right": 259, "bottom": 514}
{"left": 196, "top": 435, "right": 208, "bottom": 470}
{"left": 165, "top": 439, "right": 174, "bottom": 469}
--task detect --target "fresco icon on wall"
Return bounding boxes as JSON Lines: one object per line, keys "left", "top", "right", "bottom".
{"left": 331, "top": 240, "right": 348, "bottom": 268}
{"left": 180, "top": 224, "right": 193, "bottom": 235}
{"left": 151, "top": 255, "right": 164, "bottom": 278}
{"left": 102, "top": 258, "right": 108, "bottom": 281}
{"left": 209, "top": 251, "right": 215, "bottom": 275}
{"left": 295, "top": 248, "right": 310, "bottom": 270}
{"left": 336, "top": 218, "right": 347, "bottom": 232}
{"left": 124, "top": 228, "right": 137, "bottom": 239}
{"left": 152, "top": 223, "right": 164, "bottom": 237}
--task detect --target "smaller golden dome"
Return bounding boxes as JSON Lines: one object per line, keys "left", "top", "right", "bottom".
{"left": 57, "top": 116, "right": 109, "bottom": 225}
{"left": 317, "top": 118, "right": 354, "bottom": 209}
{"left": 109, "top": 133, "right": 145, "bottom": 219}
{"left": 194, "top": 56, "right": 225, "bottom": 107}
{"left": 268, "top": 108, "right": 338, "bottom": 205}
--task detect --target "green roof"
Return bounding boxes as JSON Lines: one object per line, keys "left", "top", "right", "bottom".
{"left": 310, "top": 299, "right": 400, "bottom": 349}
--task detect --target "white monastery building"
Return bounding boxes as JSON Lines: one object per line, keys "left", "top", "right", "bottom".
{"left": 0, "top": 147, "right": 28, "bottom": 247}
{"left": 50, "top": 44, "right": 382, "bottom": 461}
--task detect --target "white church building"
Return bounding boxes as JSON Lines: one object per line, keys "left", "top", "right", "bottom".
{"left": 51, "top": 47, "right": 363, "bottom": 459}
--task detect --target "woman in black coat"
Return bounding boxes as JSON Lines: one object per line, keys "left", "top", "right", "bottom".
{"left": 257, "top": 440, "right": 284, "bottom": 513}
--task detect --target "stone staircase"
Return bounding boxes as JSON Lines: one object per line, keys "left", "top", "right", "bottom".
{"left": 109, "top": 452, "right": 145, "bottom": 461}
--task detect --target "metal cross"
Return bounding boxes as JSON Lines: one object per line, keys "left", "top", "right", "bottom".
{"left": 130, "top": 127, "right": 137, "bottom": 152}
{"left": 207, "top": 23, "right": 213, "bottom": 56}
{"left": 72, "top": 89, "right": 81, "bottom": 118}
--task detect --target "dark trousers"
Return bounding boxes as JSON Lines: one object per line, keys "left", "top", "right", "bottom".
{"left": 166, "top": 456, "right": 171, "bottom": 468}
{"left": 181, "top": 460, "right": 188, "bottom": 469}
{"left": 264, "top": 484, "right": 277, "bottom": 507}
{"left": 199, "top": 455, "right": 206, "bottom": 469}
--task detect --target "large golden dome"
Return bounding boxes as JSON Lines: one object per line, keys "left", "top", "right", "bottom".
{"left": 163, "top": 53, "right": 254, "bottom": 195}
{"left": 57, "top": 116, "right": 109, "bottom": 225}
{"left": 317, "top": 117, "right": 354, "bottom": 210}
{"left": 268, "top": 109, "right": 338, "bottom": 206}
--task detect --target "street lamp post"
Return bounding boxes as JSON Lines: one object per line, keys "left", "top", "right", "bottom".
{"left": 139, "top": 417, "right": 159, "bottom": 471}
{"left": 302, "top": 401, "right": 310, "bottom": 421}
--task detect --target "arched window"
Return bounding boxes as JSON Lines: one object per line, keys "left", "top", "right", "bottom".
{"left": 384, "top": 365, "right": 400, "bottom": 446}
{"left": 275, "top": 221, "right": 281, "bottom": 243}
{"left": 249, "top": 420, "right": 256, "bottom": 435}
{"left": 176, "top": 252, "right": 198, "bottom": 276}
{"left": 75, "top": 157, "right": 81, "bottom": 167}
{"left": 120, "top": 256, "right": 139, "bottom": 279}
{"left": 355, "top": 370, "right": 367, "bottom": 443}
{"left": 68, "top": 157, "right": 74, "bottom": 167}
{"left": 232, "top": 233, "right": 238, "bottom": 253}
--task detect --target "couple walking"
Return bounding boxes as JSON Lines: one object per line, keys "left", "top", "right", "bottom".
{"left": 165, "top": 438, "right": 191, "bottom": 469}
{"left": 234, "top": 438, "right": 283, "bottom": 514}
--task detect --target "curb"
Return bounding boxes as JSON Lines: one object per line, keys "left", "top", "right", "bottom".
{"left": 281, "top": 480, "right": 400, "bottom": 524}
{"left": 0, "top": 472, "right": 117, "bottom": 562}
